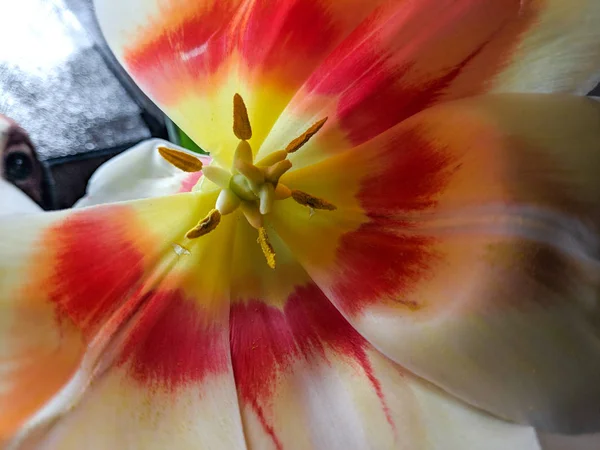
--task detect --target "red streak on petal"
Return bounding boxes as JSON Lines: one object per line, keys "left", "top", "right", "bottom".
{"left": 285, "top": 285, "right": 395, "bottom": 430}
{"left": 331, "top": 127, "right": 455, "bottom": 315}
{"left": 332, "top": 42, "right": 485, "bottom": 145}
{"left": 230, "top": 284, "right": 395, "bottom": 441}
{"left": 240, "top": 0, "right": 338, "bottom": 82}
{"left": 46, "top": 206, "right": 144, "bottom": 337}
{"left": 333, "top": 222, "right": 434, "bottom": 316}
{"left": 306, "top": 0, "right": 534, "bottom": 145}
{"left": 359, "top": 126, "right": 457, "bottom": 214}
{"left": 178, "top": 171, "right": 203, "bottom": 193}
{"left": 120, "top": 290, "right": 228, "bottom": 388}
{"left": 338, "top": 65, "right": 459, "bottom": 145}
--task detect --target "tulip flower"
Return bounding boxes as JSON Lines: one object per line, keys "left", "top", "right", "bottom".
{"left": 1, "top": 0, "right": 600, "bottom": 448}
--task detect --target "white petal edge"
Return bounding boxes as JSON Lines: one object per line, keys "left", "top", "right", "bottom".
{"left": 74, "top": 138, "right": 209, "bottom": 207}
{"left": 0, "top": 179, "right": 42, "bottom": 216}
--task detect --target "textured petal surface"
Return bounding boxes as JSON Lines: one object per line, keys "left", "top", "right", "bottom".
{"left": 491, "top": 0, "right": 600, "bottom": 94}
{"left": 0, "top": 193, "right": 247, "bottom": 449}
{"left": 75, "top": 139, "right": 209, "bottom": 207}
{"left": 1, "top": 193, "right": 540, "bottom": 449}
{"left": 95, "top": 0, "right": 600, "bottom": 167}
{"left": 228, "top": 258, "right": 540, "bottom": 450}
{"left": 270, "top": 94, "right": 600, "bottom": 433}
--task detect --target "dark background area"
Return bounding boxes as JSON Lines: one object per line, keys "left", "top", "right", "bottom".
{"left": 0, "top": 0, "right": 169, "bottom": 209}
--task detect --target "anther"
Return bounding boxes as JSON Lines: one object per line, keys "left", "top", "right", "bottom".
{"left": 158, "top": 146, "right": 204, "bottom": 172}
{"left": 285, "top": 118, "right": 328, "bottom": 154}
{"left": 257, "top": 227, "right": 276, "bottom": 269}
{"left": 233, "top": 93, "right": 252, "bottom": 140}
{"left": 186, "top": 209, "right": 221, "bottom": 239}
{"left": 291, "top": 190, "right": 337, "bottom": 211}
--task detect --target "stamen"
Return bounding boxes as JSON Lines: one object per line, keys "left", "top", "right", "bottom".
{"left": 274, "top": 183, "right": 292, "bottom": 200}
{"left": 285, "top": 117, "right": 328, "bottom": 154}
{"left": 240, "top": 202, "right": 263, "bottom": 229}
{"left": 233, "top": 140, "right": 253, "bottom": 165}
{"left": 158, "top": 146, "right": 203, "bottom": 172}
{"left": 235, "top": 159, "right": 265, "bottom": 185}
{"left": 257, "top": 227, "right": 276, "bottom": 269}
{"left": 233, "top": 93, "right": 252, "bottom": 140}
{"left": 216, "top": 188, "right": 241, "bottom": 215}
{"left": 202, "top": 166, "right": 231, "bottom": 188}
{"left": 265, "top": 159, "right": 292, "bottom": 183}
{"left": 230, "top": 174, "right": 258, "bottom": 201}
{"left": 186, "top": 209, "right": 221, "bottom": 239}
{"left": 291, "top": 190, "right": 337, "bottom": 211}
{"left": 175, "top": 94, "right": 332, "bottom": 269}
{"left": 255, "top": 150, "right": 288, "bottom": 167}
{"left": 259, "top": 184, "right": 275, "bottom": 215}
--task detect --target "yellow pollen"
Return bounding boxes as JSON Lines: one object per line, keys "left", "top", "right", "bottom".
{"left": 158, "top": 146, "right": 203, "bottom": 172}
{"left": 186, "top": 209, "right": 221, "bottom": 239}
{"left": 291, "top": 190, "right": 337, "bottom": 211}
{"left": 233, "top": 93, "right": 252, "bottom": 140}
{"left": 257, "top": 227, "right": 276, "bottom": 269}
{"left": 285, "top": 117, "right": 328, "bottom": 154}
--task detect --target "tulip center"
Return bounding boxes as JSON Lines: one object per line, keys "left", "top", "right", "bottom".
{"left": 158, "top": 93, "right": 336, "bottom": 268}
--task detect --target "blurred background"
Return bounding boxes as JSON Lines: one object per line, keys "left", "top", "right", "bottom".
{"left": 1, "top": 0, "right": 599, "bottom": 210}
{"left": 0, "top": 0, "right": 201, "bottom": 210}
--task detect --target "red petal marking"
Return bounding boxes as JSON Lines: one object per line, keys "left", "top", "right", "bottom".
{"left": 333, "top": 222, "right": 435, "bottom": 316}
{"left": 230, "top": 284, "right": 394, "bottom": 446}
{"left": 239, "top": 0, "right": 339, "bottom": 82}
{"left": 178, "top": 171, "right": 203, "bottom": 193}
{"left": 305, "top": 0, "right": 536, "bottom": 144}
{"left": 334, "top": 48, "right": 483, "bottom": 145}
{"left": 45, "top": 207, "right": 145, "bottom": 338}
{"left": 331, "top": 126, "right": 457, "bottom": 315}
{"left": 41, "top": 207, "right": 228, "bottom": 389}
{"left": 124, "top": 2, "right": 239, "bottom": 101}
{"left": 358, "top": 126, "right": 458, "bottom": 214}
{"left": 120, "top": 290, "right": 229, "bottom": 388}
{"left": 124, "top": 0, "right": 372, "bottom": 103}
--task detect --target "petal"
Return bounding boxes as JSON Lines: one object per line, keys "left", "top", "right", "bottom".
{"left": 75, "top": 138, "right": 210, "bottom": 207}
{"left": 0, "top": 192, "right": 247, "bottom": 448}
{"left": 96, "top": 0, "right": 600, "bottom": 168}
{"left": 259, "top": 0, "right": 600, "bottom": 166}
{"left": 230, "top": 273, "right": 540, "bottom": 449}
{"left": 3, "top": 191, "right": 539, "bottom": 448}
{"left": 492, "top": 0, "right": 600, "bottom": 95}
{"left": 95, "top": 0, "right": 388, "bottom": 165}
{"left": 271, "top": 94, "right": 600, "bottom": 433}
{"left": 18, "top": 272, "right": 246, "bottom": 449}
{"left": 0, "top": 179, "right": 42, "bottom": 216}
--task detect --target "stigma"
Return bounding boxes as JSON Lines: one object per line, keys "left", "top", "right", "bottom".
{"left": 159, "top": 94, "right": 336, "bottom": 268}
